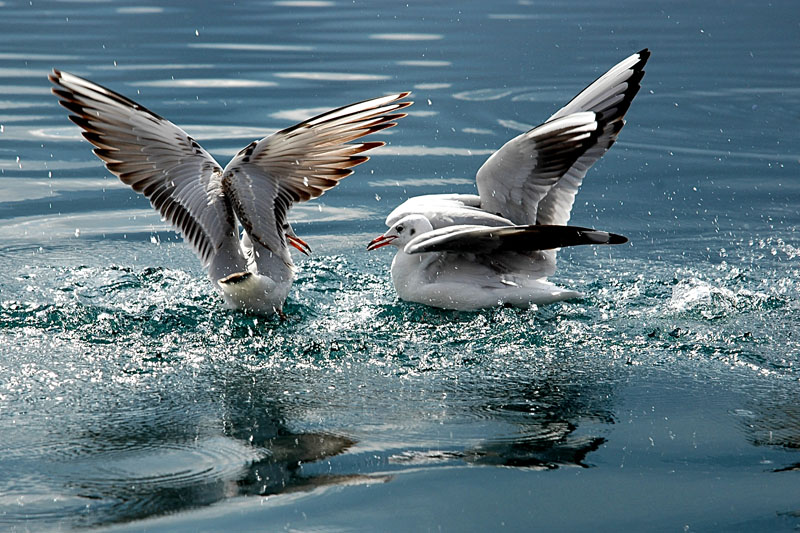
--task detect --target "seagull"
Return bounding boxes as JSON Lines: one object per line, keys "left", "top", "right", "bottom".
{"left": 367, "top": 49, "right": 649, "bottom": 311}
{"left": 50, "top": 69, "right": 411, "bottom": 315}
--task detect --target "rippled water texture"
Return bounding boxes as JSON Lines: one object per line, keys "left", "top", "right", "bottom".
{"left": 1, "top": 0, "right": 799, "bottom": 531}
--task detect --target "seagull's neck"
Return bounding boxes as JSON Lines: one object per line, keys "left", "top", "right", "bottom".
{"left": 391, "top": 249, "right": 434, "bottom": 291}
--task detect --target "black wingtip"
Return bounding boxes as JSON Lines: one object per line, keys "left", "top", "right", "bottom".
{"left": 607, "top": 232, "right": 629, "bottom": 245}
{"left": 580, "top": 228, "right": 628, "bottom": 246}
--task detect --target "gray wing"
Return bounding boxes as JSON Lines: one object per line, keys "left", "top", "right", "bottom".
{"left": 49, "top": 69, "right": 243, "bottom": 276}
{"left": 474, "top": 112, "right": 600, "bottom": 225}
{"left": 404, "top": 224, "right": 556, "bottom": 282}
{"left": 405, "top": 224, "right": 627, "bottom": 255}
{"left": 536, "top": 49, "right": 650, "bottom": 226}
{"left": 386, "top": 194, "right": 512, "bottom": 229}
{"left": 222, "top": 92, "right": 412, "bottom": 265}
{"left": 406, "top": 223, "right": 627, "bottom": 283}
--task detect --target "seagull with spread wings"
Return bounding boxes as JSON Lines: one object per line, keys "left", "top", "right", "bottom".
{"left": 367, "top": 50, "right": 649, "bottom": 311}
{"left": 50, "top": 70, "right": 411, "bottom": 315}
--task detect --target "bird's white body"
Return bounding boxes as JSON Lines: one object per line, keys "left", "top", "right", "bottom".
{"left": 369, "top": 50, "right": 650, "bottom": 311}
{"left": 216, "top": 236, "right": 294, "bottom": 313}
{"left": 389, "top": 247, "right": 579, "bottom": 310}
{"left": 217, "top": 271, "right": 291, "bottom": 314}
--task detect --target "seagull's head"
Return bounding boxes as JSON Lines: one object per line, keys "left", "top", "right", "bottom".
{"left": 367, "top": 215, "right": 433, "bottom": 251}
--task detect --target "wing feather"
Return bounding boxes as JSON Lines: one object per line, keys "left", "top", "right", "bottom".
{"left": 472, "top": 50, "right": 649, "bottom": 227}
{"left": 405, "top": 224, "right": 627, "bottom": 255}
{"left": 49, "top": 69, "right": 241, "bottom": 273}
{"left": 222, "top": 92, "right": 412, "bottom": 262}
{"left": 536, "top": 49, "right": 650, "bottom": 225}
{"left": 475, "top": 112, "right": 600, "bottom": 225}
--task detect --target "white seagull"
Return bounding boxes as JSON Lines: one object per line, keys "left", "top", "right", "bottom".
{"left": 50, "top": 69, "right": 411, "bottom": 315}
{"left": 367, "top": 49, "right": 650, "bottom": 311}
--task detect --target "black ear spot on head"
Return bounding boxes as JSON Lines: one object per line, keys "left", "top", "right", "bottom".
{"left": 410, "top": 228, "right": 416, "bottom": 236}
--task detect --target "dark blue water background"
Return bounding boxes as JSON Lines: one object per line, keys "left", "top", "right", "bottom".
{"left": 1, "top": 0, "right": 798, "bottom": 531}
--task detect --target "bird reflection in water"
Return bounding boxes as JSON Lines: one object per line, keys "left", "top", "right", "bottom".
{"left": 738, "top": 397, "right": 800, "bottom": 473}
{"left": 60, "top": 401, "right": 385, "bottom": 529}
{"left": 392, "top": 379, "right": 614, "bottom": 470}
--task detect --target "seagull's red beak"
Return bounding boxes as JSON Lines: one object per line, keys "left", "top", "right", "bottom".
{"left": 367, "top": 234, "right": 397, "bottom": 251}
{"left": 286, "top": 234, "right": 311, "bottom": 255}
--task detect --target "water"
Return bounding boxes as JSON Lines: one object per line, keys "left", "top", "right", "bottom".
{"left": 1, "top": 0, "right": 799, "bottom": 531}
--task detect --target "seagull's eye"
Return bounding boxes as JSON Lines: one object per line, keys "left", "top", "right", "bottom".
{"left": 396, "top": 225, "right": 404, "bottom": 233}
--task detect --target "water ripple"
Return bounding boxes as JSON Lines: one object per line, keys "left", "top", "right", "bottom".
{"left": 188, "top": 43, "right": 314, "bottom": 52}
{"left": 115, "top": 6, "right": 164, "bottom": 14}
{"left": 74, "top": 437, "right": 263, "bottom": 491}
{"left": 273, "top": 0, "right": 335, "bottom": 6}
{"left": 396, "top": 60, "right": 452, "bottom": 67}
{"left": 274, "top": 72, "right": 391, "bottom": 81}
{"left": 369, "top": 33, "right": 444, "bottom": 41}
{"left": 134, "top": 78, "right": 277, "bottom": 88}
{"left": 372, "top": 145, "right": 494, "bottom": 157}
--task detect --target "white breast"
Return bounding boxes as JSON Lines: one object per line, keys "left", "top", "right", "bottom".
{"left": 217, "top": 271, "right": 292, "bottom": 314}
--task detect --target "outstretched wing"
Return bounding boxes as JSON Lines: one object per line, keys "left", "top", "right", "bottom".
{"left": 404, "top": 224, "right": 627, "bottom": 255}
{"left": 221, "top": 92, "right": 412, "bottom": 264}
{"left": 49, "top": 69, "right": 241, "bottom": 273}
{"left": 475, "top": 112, "right": 600, "bottom": 225}
{"left": 536, "top": 49, "right": 650, "bottom": 225}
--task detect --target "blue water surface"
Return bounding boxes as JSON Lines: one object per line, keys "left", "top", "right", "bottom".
{"left": 1, "top": 0, "right": 799, "bottom": 531}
